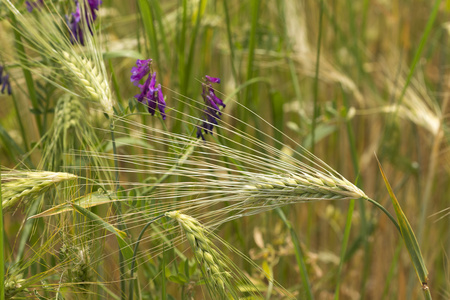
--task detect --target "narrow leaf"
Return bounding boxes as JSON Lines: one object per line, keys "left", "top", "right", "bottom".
{"left": 28, "top": 192, "right": 114, "bottom": 219}
{"left": 70, "top": 203, "right": 134, "bottom": 262}
{"left": 376, "top": 157, "right": 429, "bottom": 291}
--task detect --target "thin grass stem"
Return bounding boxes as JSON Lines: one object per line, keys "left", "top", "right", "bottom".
{"left": 10, "top": 12, "right": 42, "bottom": 136}
{"left": 311, "top": 0, "right": 324, "bottom": 154}
{"left": 395, "top": 0, "right": 442, "bottom": 108}
{"left": 244, "top": 0, "right": 260, "bottom": 107}
{"left": 342, "top": 87, "right": 370, "bottom": 297}
{"left": 110, "top": 120, "right": 126, "bottom": 300}
{"left": 333, "top": 199, "right": 355, "bottom": 300}
{"left": 0, "top": 170, "right": 4, "bottom": 300}
{"left": 129, "top": 214, "right": 165, "bottom": 300}
{"left": 276, "top": 208, "right": 313, "bottom": 300}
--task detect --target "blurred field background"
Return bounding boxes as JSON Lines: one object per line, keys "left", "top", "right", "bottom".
{"left": 0, "top": 0, "right": 449, "bottom": 299}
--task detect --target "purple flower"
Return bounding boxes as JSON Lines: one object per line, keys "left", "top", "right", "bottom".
{"left": 130, "top": 59, "right": 152, "bottom": 86}
{"left": 87, "top": 0, "right": 102, "bottom": 20}
{"left": 26, "top": 0, "right": 43, "bottom": 12}
{"left": 26, "top": 1, "right": 34, "bottom": 12}
{"left": 134, "top": 71, "right": 166, "bottom": 120}
{"left": 1, "top": 72, "right": 12, "bottom": 96}
{"left": 67, "top": 0, "right": 102, "bottom": 45}
{"left": 205, "top": 75, "right": 220, "bottom": 84}
{"left": 197, "top": 75, "right": 225, "bottom": 140}
{"left": 67, "top": 3, "right": 84, "bottom": 44}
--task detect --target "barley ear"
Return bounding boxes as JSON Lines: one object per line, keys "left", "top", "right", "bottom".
{"left": 165, "top": 211, "right": 236, "bottom": 299}
{"left": 1, "top": 171, "right": 77, "bottom": 212}
{"left": 62, "top": 52, "right": 114, "bottom": 117}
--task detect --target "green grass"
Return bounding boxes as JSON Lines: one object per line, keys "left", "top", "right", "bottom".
{"left": 0, "top": 0, "right": 449, "bottom": 299}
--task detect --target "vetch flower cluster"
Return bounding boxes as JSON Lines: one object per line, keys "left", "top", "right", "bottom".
{"left": 25, "top": 0, "right": 43, "bottom": 12}
{"left": 197, "top": 76, "right": 226, "bottom": 140}
{"left": 67, "top": 0, "right": 102, "bottom": 45}
{"left": 131, "top": 59, "right": 166, "bottom": 120}
{"left": 0, "top": 66, "right": 12, "bottom": 95}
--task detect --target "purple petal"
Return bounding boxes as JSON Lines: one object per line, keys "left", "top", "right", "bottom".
{"left": 146, "top": 93, "right": 157, "bottom": 116}
{"left": 130, "top": 59, "right": 151, "bottom": 85}
{"left": 72, "top": 4, "right": 81, "bottom": 22}
{"left": 197, "top": 127, "right": 205, "bottom": 140}
{"left": 26, "top": 1, "right": 34, "bottom": 12}
{"left": 135, "top": 75, "right": 152, "bottom": 102}
{"left": 205, "top": 75, "right": 221, "bottom": 84}
{"left": 88, "top": 0, "right": 102, "bottom": 11}
{"left": 209, "top": 89, "right": 225, "bottom": 108}
{"left": 1, "top": 74, "right": 11, "bottom": 95}
{"left": 149, "top": 72, "right": 157, "bottom": 91}
{"left": 157, "top": 84, "right": 166, "bottom": 120}
{"left": 206, "top": 95, "right": 220, "bottom": 111}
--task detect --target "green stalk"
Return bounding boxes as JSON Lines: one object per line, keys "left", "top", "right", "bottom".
{"left": 137, "top": 0, "right": 160, "bottom": 68}
{"left": 395, "top": 0, "right": 441, "bottom": 108}
{"left": 134, "top": 0, "right": 143, "bottom": 54}
{"left": 108, "top": 60, "right": 123, "bottom": 104}
{"left": 161, "top": 244, "right": 167, "bottom": 300}
{"left": 223, "top": 0, "right": 238, "bottom": 83}
{"left": 311, "top": 0, "right": 324, "bottom": 154}
{"left": 182, "top": 0, "right": 205, "bottom": 94}
{"left": 333, "top": 199, "right": 355, "bottom": 300}
{"left": 276, "top": 208, "right": 313, "bottom": 300}
{"left": 152, "top": 0, "right": 170, "bottom": 68}
{"left": 382, "top": 240, "right": 402, "bottom": 299}
{"left": 129, "top": 215, "right": 165, "bottom": 300}
{"left": 15, "top": 199, "right": 40, "bottom": 263}
{"left": 345, "top": 0, "right": 363, "bottom": 78}
{"left": 10, "top": 12, "right": 43, "bottom": 136}
{"left": 177, "top": 0, "right": 187, "bottom": 92}
{"left": 0, "top": 170, "right": 4, "bottom": 300}
{"left": 342, "top": 88, "right": 370, "bottom": 298}
{"left": 244, "top": 0, "right": 260, "bottom": 107}
{"left": 110, "top": 120, "right": 126, "bottom": 300}
{"left": 10, "top": 92, "right": 29, "bottom": 152}
{"left": 174, "top": 0, "right": 203, "bottom": 134}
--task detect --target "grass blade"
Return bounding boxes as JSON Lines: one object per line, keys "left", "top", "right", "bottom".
{"left": 70, "top": 203, "right": 134, "bottom": 262}
{"left": 376, "top": 157, "right": 431, "bottom": 299}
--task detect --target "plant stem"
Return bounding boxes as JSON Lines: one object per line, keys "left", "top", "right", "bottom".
{"left": 110, "top": 120, "right": 126, "bottom": 300}
{"left": 244, "top": 0, "right": 260, "bottom": 107}
{"left": 333, "top": 199, "right": 355, "bottom": 300}
{"left": 0, "top": 170, "right": 4, "bottom": 300}
{"left": 311, "top": 0, "right": 324, "bottom": 154}
{"left": 276, "top": 208, "right": 314, "bottom": 300}
{"left": 223, "top": 0, "right": 238, "bottom": 83}
{"left": 10, "top": 12, "right": 43, "bottom": 136}
{"left": 342, "top": 88, "right": 370, "bottom": 298}
{"left": 129, "top": 215, "right": 165, "bottom": 300}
